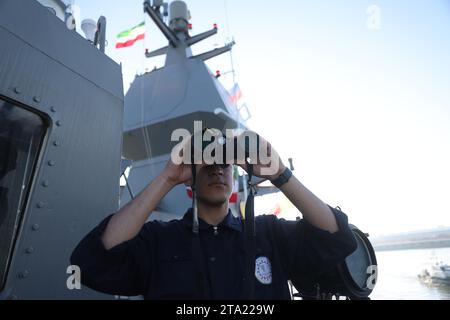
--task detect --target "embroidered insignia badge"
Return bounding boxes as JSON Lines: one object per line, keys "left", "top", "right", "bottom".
{"left": 255, "top": 256, "right": 272, "bottom": 285}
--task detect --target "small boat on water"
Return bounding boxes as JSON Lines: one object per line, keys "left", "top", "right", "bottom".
{"left": 418, "top": 259, "right": 450, "bottom": 285}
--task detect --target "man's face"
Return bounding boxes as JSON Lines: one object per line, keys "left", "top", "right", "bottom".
{"left": 194, "top": 164, "right": 234, "bottom": 206}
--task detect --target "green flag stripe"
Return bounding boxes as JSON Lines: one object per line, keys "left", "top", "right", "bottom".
{"left": 117, "top": 22, "right": 145, "bottom": 38}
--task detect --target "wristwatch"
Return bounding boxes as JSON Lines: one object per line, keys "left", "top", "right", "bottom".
{"left": 270, "top": 167, "right": 292, "bottom": 188}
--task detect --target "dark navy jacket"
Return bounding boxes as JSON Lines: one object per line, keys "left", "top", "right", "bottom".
{"left": 70, "top": 207, "right": 357, "bottom": 300}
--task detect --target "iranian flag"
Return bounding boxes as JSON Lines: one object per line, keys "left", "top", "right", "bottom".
{"left": 228, "top": 84, "right": 242, "bottom": 104}
{"left": 116, "top": 22, "right": 145, "bottom": 49}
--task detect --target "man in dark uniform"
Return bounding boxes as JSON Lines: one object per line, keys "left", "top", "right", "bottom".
{"left": 71, "top": 131, "right": 357, "bottom": 299}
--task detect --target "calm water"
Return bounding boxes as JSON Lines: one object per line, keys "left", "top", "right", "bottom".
{"left": 370, "top": 247, "right": 450, "bottom": 300}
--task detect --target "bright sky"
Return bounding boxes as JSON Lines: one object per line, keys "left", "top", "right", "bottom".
{"left": 72, "top": 0, "right": 450, "bottom": 237}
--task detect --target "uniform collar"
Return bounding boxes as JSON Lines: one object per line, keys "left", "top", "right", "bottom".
{"left": 181, "top": 208, "right": 243, "bottom": 232}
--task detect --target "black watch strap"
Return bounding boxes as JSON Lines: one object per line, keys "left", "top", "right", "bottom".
{"left": 270, "top": 167, "right": 292, "bottom": 188}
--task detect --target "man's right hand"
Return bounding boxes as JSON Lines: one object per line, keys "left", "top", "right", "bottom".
{"left": 161, "top": 159, "right": 192, "bottom": 187}
{"left": 102, "top": 139, "right": 194, "bottom": 250}
{"left": 162, "top": 138, "right": 193, "bottom": 187}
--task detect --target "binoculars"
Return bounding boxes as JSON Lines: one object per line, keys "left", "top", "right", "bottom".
{"left": 188, "top": 129, "right": 260, "bottom": 166}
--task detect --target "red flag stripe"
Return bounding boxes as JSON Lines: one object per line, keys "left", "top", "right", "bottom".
{"left": 116, "top": 33, "right": 145, "bottom": 49}
{"left": 229, "top": 90, "right": 242, "bottom": 103}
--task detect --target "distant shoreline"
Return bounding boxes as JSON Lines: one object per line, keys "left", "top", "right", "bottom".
{"left": 374, "top": 239, "right": 450, "bottom": 252}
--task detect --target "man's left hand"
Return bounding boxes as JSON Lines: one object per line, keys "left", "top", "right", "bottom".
{"left": 234, "top": 131, "right": 286, "bottom": 181}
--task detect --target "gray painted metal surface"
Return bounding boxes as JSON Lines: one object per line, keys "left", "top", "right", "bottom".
{"left": 0, "top": 0, "right": 123, "bottom": 299}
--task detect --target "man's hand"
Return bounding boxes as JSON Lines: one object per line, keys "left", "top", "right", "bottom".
{"left": 162, "top": 137, "right": 194, "bottom": 187}
{"left": 101, "top": 139, "right": 194, "bottom": 250}
{"left": 162, "top": 158, "right": 192, "bottom": 187}
{"left": 235, "top": 131, "right": 286, "bottom": 181}
{"left": 234, "top": 131, "right": 338, "bottom": 233}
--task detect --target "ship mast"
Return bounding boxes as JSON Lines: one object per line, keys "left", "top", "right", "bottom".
{"left": 143, "top": 0, "right": 235, "bottom": 66}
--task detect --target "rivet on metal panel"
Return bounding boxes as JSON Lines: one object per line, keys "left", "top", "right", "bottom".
{"left": 53, "top": 140, "right": 60, "bottom": 147}
{"left": 36, "top": 202, "right": 45, "bottom": 209}
{"left": 56, "top": 120, "right": 62, "bottom": 127}
{"left": 33, "top": 96, "right": 41, "bottom": 103}
{"left": 19, "top": 270, "right": 29, "bottom": 279}
{"left": 50, "top": 106, "right": 57, "bottom": 113}
{"left": 32, "top": 224, "right": 40, "bottom": 231}
{"left": 14, "top": 87, "right": 21, "bottom": 94}
{"left": 26, "top": 247, "right": 34, "bottom": 254}
{"left": 48, "top": 160, "right": 55, "bottom": 167}
{"left": 42, "top": 180, "right": 49, "bottom": 187}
